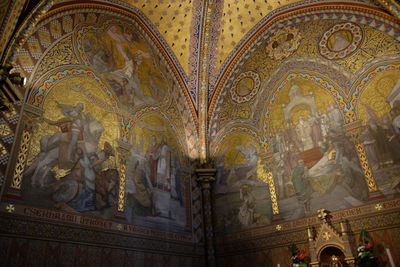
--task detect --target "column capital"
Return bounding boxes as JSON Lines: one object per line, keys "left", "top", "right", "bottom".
{"left": 343, "top": 121, "right": 364, "bottom": 143}
{"left": 195, "top": 168, "right": 216, "bottom": 189}
{"left": 116, "top": 140, "right": 131, "bottom": 161}
{"left": 258, "top": 152, "right": 274, "bottom": 170}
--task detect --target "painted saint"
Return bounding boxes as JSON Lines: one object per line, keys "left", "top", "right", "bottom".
{"left": 124, "top": 123, "right": 187, "bottom": 231}
{"left": 327, "top": 30, "right": 352, "bottom": 51}
{"left": 267, "top": 81, "right": 368, "bottom": 221}
{"left": 214, "top": 135, "right": 272, "bottom": 233}
{"left": 81, "top": 22, "right": 170, "bottom": 109}
{"left": 22, "top": 102, "right": 119, "bottom": 219}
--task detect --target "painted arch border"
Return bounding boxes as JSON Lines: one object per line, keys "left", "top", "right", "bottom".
{"left": 260, "top": 70, "right": 350, "bottom": 139}
{"left": 5, "top": 1, "right": 199, "bottom": 129}
{"left": 28, "top": 65, "right": 191, "bottom": 157}
{"left": 209, "top": 2, "right": 400, "bottom": 122}
{"left": 350, "top": 60, "right": 400, "bottom": 121}
{"left": 13, "top": 3, "right": 200, "bottom": 159}
{"left": 210, "top": 123, "right": 264, "bottom": 159}
{"left": 43, "top": 3, "right": 197, "bottom": 125}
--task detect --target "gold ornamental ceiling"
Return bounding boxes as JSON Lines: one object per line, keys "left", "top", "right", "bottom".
{"left": 52, "top": 0, "right": 194, "bottom": 74}
{"left": 52, "top": 0, "right": 309, "bottom": 75}
{"left": 16, "top": 0, "right": 383, "bottom": 77}
{"left": 119, "top": 0, "right": 193, "bottom": 74}
{"left": 217, "top": 0, "right": 306, "bottom": 69}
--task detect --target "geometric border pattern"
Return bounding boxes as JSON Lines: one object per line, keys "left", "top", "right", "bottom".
{"left": 210, "top": 3, "right": 400, "bottom": 122}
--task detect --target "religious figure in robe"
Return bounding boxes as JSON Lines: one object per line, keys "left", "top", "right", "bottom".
{"left": 146, "top": 136, "right": 162, "bottom": 186}
{"left": 296, "top": 116, "right": 313, "bottom": 151}
{"left": 238, "top": 185, "right": 255, "bottom": 227}
{"left": 291, "top": 159, "right": 312, "bottom": 214}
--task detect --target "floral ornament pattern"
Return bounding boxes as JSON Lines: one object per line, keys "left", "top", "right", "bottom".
{"left": 265, "top": 26, "right": 301, "bottom": 60}
{"left": 231, "top": 71, "right": 261, "bottom": 103}
{"left": 319, "top": 22, "right": 363, "bottom": 60}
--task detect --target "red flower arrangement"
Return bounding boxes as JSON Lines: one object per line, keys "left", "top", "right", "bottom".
{"left": 297, "top": 252, "right": 305, "bottom": 261}
{"left": 289, "top": 244, "right": 307, "bottom": 267}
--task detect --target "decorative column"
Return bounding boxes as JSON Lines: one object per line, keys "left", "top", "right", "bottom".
{"left": 257, "top": 155, "right": 283, "bottom": 223}
{"left": 114, "top": 140, "right": 130, "bottom": 221}
{"left": 3, "top": 104, "right": 40, "bottom": 202}
{"left": 345, "top": 122, "right": 385, "bottom": 202}
{"left": 198, "top": 0, "right": 214, "bottom": 164}
{"left": 195, "top": 167, "right": 216, "bottom": 267}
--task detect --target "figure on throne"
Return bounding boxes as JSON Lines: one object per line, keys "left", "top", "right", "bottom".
{"left": 296, "top": 116, "right": 313, "bottom": 151}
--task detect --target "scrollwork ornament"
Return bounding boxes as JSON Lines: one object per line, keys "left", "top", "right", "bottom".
{"left": 11, "top": 129, "right": 32, "bottom": 189}
{"left": 346, "top": 128, "right": 379, "bottom": 192}
{"left": 354, "top": 143, "right": 378, "bottom": 192}
{"left": 257, "top": 159, "right": 280, "bottom": 215}
{"left": 117, "top": 159, "right": 127, "bottom": 212}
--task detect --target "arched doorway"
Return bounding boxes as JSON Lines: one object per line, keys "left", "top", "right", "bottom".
{"left": 319, "top": 246, "right": 347, "bottom": 267}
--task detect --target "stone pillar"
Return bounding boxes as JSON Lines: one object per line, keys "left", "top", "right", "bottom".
{"left": 195, "top": 168, "right": 216, "bottom": 267}
{"left": 345, "top": 122, "right": 385, "bottom": 202}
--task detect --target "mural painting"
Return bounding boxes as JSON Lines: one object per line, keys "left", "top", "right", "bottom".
{"left": 214, "top": 132, "right": 272, "bottom": 233}
{"left": 319, "top": 22, "right": 363, "bottom": 60}
{"left": 125, "top": 113, "right": 189, "bottom": 231}
{"left": 358, "top": 71, "right": 400, "bottom": 198}
{"left": 80, "top": 20, "right": 173, "bottom": 109}
{"left": 17, "top": 17, "right": 191, "bottom": 232}
{"left": 267, "top": 79, "right": 369, "bottom": 220}
{"left": 22, "top": 77, "right": 120, "bottom": 219}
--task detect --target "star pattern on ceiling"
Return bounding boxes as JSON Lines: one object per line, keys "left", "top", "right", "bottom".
{"left": 217, "top": 0, "right": 306, "bottom": 68}
{"left": 119, "top": 0, "right": 193, "bottom": 74}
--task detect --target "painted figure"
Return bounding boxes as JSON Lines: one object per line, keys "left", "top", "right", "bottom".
{"left": 51, "top": 143, "right": 117, "bottom": 213}
{"left": 329, "top": 30, "right": 352, "bottom": 51}
{"left": 146, "top": 135, "right": 161, "bottom": 186}
{"left": 67, "top": 148, "right": 97, "bottom": 211}
{"left": 156, "top": 137, "right": 171, "bottom": 187}
{"left": 25, "top": 103, "right": 104, "bottom": 188}
{"left": 291, "top": 159, "right": 312, "bottom": 214}
{"left": 238, "top": 185, "right": 255, "bottom": 227}
{"left": 296, "top": 116, "right": 313, "bottom": 151}
{"left": 84, "top": 24, "right": 163, "bottom": 107}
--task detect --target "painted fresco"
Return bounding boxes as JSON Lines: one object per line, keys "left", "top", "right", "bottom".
{"left": 358, "top": 71, "right": 400, "bottom": 198}
{"left": 214, "top": 132, "right": 272, "bottom": 233}
{"left": 79, "top": 20, "right": 173, "bottom": 109}
{"left": 22, "top": 77, "right": 120, "bottom": 219}
{"left": 268, "top": 79, "right": 368, "bottom": 220}
{"left": 16, "top": 16, "right": 191, "bottom": 233}
{"left": 125, "top": 113, "right": 189, "bottom": 231}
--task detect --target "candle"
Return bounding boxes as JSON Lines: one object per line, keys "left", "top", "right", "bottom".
{"left": 277, "top": 264, "right": 280, "bottom": 267}
{"left": 386, "top": 248, "right": 395, "bottom": 267}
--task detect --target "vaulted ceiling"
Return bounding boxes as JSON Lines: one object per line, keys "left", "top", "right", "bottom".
{"left": 1, "top": 0, "right": 400, "bottom": 238}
